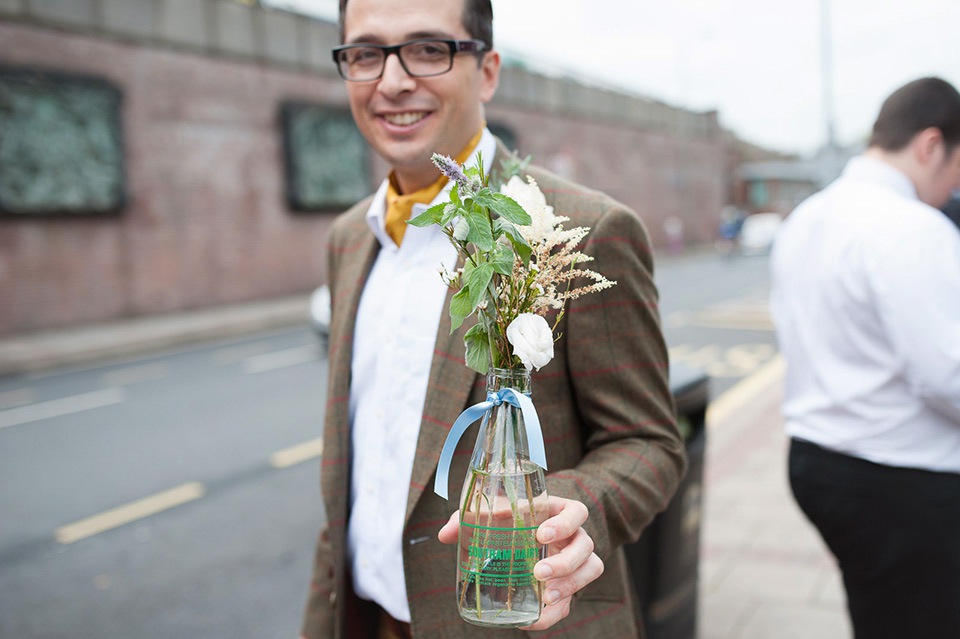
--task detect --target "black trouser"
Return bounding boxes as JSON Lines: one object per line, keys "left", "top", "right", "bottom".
{"left": 789, "top": 438, "right": 960, "bottom": 639}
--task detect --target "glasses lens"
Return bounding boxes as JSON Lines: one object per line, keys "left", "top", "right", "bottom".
{"left": 338, "top": 47, "right": 385, "bottom": 81}
{"left": 399, "top": 40, "right": 453, "bottom": 77}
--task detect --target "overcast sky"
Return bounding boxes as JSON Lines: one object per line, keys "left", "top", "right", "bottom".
{"left": 266, "top": 0, "right": 960, "bottom": 156}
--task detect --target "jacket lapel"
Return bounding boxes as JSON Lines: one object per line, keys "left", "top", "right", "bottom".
{"left": 403, "top": 143, "right": 518, "bottom": 522}
{"left": 325, "top": 212, "right": 379, "bottom": 531}
{"left": 404, "top": 283, "right": 478, "bottom": 521}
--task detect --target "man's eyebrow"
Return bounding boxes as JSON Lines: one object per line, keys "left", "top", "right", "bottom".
{"left": 345, "top": 30, "right": 458, "bottom": 45}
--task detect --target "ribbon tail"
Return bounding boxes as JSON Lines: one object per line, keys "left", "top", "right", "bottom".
{"left": 503, "top": 389, "right": 548, "bottom": 472}
{"left": 433, "top": 402, "right": 491, "bottom": 500}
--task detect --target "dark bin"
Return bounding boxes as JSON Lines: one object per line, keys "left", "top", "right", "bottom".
{"left": 626, "top": 361, "right": 709, "bottom": 639}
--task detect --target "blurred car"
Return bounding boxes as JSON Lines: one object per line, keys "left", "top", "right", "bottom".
{"left": 309, "top": 284, "right": 331, "bottom": 349}
{"left": 739, "top": 212, "right": 782, "bottom": 255}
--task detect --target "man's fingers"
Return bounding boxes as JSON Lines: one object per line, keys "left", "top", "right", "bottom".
{"left": 437, "top": 510, "right": 460, "bottom": 544}
{"left": 522, "top": 551, "right": 603, "bottom": 632}
{"left": 537, "top": 497, "right": 588, "bottom": 545}
{"left": 521, "top": 595, "right": 572, "bottom": 632}
{"left": 541, "top": 551, "right": 603, "bottom": 605}
{"left": 535, "top": 526, "right": 595, "bottom": 579}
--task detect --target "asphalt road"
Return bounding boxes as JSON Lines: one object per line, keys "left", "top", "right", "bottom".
{"left": 0, "top": 249, "right": 774, "bottom": 639}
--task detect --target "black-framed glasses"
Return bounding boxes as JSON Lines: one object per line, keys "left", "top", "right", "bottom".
{"left": 332, "top": 38, "right": 487, "bottom": 82}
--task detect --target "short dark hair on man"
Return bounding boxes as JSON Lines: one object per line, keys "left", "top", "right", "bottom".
{"left": 338, "top": 0, "right": 494, "bottom": 50}
{"left": 868, "top": 77, "right": 960, "bottom": 153}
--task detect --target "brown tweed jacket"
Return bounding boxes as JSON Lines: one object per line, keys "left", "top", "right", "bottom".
{"left": 301, "top": 144, "right": 687, "bottom": 639}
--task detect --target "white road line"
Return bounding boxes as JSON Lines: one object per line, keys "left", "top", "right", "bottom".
{"left": 100, "top": 362, "right": 169, "bottom": 387}
{"left": 213, "top": 342, "right": 272, "bottom": 365}
{"left": 269, "top": 437, "right": 325, "bottom": 468}
{"left": 0, "top": 387, "right": 126, "bottom": 431}
{"left": 706, "top": 353, "right": 785, "bottom": 427}
{"left": 242, "top": 345, "right": 317, "bottom": 374}
{"left": 686, "top": 316, "right": 774, "bottom": 331}
{"left": 671, "top": 309, "right": 774, "bottom": 331}
{"left": 55, "top": 482, "right": 205, "bottom": 544}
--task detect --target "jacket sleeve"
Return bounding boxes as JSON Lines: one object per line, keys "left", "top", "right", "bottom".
{"left": 300, "top": 221, "right": 345, "bottom": 639}
{"left": 545, "top": 202, "right": 687, "bottom": 561}
{"left": 300, "top": 527, "right": 335, "bottom": 639}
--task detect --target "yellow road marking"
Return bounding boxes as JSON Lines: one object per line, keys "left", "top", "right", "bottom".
{"left": 706, "top": 353, "right": 785, "bottom": 428}
{"left": 269, "top": 437, "right": 324, "bottom": 468}
{"left": 55, "top": 482, "right": 205, "bottom": 544}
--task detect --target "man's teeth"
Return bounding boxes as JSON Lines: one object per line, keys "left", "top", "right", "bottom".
{"left": 384, "top": 112, "right": 426, "bottom": 126}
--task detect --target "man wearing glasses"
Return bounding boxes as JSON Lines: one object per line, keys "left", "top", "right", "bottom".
{"left": 300, "top": 1, "right": 686, "bottom": 638}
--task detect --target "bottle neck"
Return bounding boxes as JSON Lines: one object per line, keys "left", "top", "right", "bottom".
{"left": 486, "top": 368, "right": 532, "bottom": 396}
{"left": 474, "top": 368, "right": 533, "bottom": 468}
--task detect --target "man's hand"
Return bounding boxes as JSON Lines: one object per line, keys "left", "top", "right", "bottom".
{"left": 437, "top": 496, "right": 604, "bottom": 631}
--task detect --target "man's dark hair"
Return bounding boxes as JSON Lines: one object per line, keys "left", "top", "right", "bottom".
{"left": 338, "top": 0, "right": 494, "bottom": 51}
{"left": 868, "top": 77, "right": 960, "bottom": 153}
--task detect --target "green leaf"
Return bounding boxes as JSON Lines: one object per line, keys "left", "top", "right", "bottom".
{"left": 493, "top": 217, "right": 530, "bottom": 248}
{"left": 491, "top": 246, "right": 515, "bottom": 276}
{"left": 493, "top": 218, "right": 532, "bottom": 263}
{"left": 449, "top": 182, "right": 461, "bottom": 208}
{"left": 466, "top": 209, "right": 494, "bottom": 252}
{"left": 513, "top": 240, "right": 532, "bottom": 264}
{"left": 449, "top": 287, "right": 473, "bottom": 332}
{"left": 440, "top": 202, "right": 460, "bottom": 226}
{"left": 463, "top": 323, "right": 490, "bottom": 374}
{"left": 470, "top": 190, "right": 499, "bottom": 213}
{"left": 467, "top": 263, "right": 494, "bottom": 310}
{"left": 408, "top": 202, "right": 446, "bottom": 227}
{"left": 487, "top": 193, "right": 532, "bottom": 226}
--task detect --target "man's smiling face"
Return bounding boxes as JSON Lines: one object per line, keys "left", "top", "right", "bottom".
{"left": 341, "top": 0, "right": 500, "bottom": 193}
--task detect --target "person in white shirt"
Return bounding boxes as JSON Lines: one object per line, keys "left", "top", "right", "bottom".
{"left": 771, "top": 77, "right": 960, "bottom": 639}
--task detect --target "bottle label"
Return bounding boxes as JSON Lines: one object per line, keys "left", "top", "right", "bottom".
{"left": 460, "top": 523, "right": 541, "bottom": 587}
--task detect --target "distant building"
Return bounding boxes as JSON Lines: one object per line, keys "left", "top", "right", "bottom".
{"left": 736, "top": 143, "right": 862, "bottom": 216}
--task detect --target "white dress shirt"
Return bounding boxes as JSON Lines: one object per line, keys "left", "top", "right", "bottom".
{"left": 347, "top": 129, "right": 497, "bottom": 622}
{"left": 771, "top": 155, "right": 960, "bottom": 473}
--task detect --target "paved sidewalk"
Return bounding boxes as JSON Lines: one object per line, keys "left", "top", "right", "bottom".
{"left": 0, "top": 294, "right": 311, "bottom": 376}
{"left": 699, "top": 357, "right": 850, "bottom": 639}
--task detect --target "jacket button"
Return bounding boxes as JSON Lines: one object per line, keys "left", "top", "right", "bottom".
{"left": 329, "top": 592, "right": 337, "bottom": 608}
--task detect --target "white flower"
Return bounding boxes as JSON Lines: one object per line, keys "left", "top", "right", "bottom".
{"left": 506, "top": 313, "right": 554, "bottom": 371}
{"left": 499, "top": 175, "right": 566, "bottom": 244}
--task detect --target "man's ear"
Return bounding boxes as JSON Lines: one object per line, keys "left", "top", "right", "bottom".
{"left": 478, "top": 50, "right": 501, "bottom": 104}
{"left": 914, "top": 126, "right": 946, "bottom": 167}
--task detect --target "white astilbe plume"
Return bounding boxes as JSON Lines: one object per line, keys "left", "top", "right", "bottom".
{"left": 500, "top": 176, "right": 568, "bottom": 244}
{"left": 498, "top": 176, "right": 616, "bottom": 318}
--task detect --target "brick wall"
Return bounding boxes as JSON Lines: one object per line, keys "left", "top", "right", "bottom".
{"left": 0, "top": 20, "right": 345, "bottom": 334}
{"left": 0, "top": 0, "right": 729, "bottom": 335}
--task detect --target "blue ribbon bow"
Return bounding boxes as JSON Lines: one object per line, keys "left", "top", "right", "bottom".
{"left": 433, "top": 388, "right": 548, "bottom": 500}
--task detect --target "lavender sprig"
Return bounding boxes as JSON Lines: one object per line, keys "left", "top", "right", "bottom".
{"left": 432, "top": 153, "right": 482, "bottom": 195}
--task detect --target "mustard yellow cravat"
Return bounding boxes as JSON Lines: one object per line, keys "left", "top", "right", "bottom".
{"left": 384, "top": 128, "right": 484, "bottom": 246}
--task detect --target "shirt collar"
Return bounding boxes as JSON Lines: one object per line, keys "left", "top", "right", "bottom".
{"left": 366, "top": 127, "right": 498, "bottom": 250}
{"left": 842, "top": 155, "right": 919, "bottom": 202}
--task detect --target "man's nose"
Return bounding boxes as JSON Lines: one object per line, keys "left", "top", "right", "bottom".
{"left": 377, "top": 52, "right": 417, "bottom": 96}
